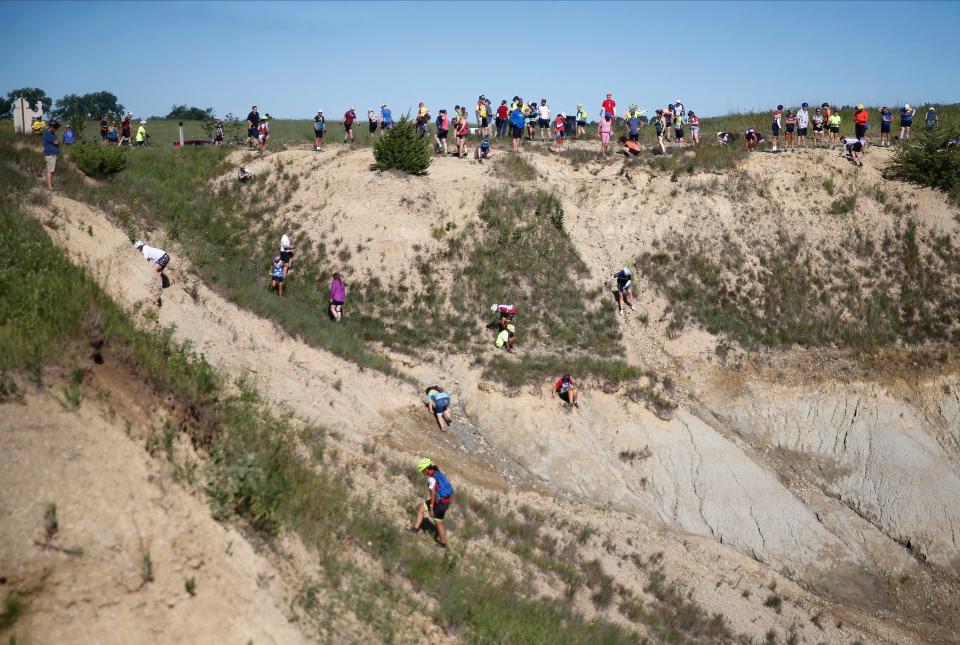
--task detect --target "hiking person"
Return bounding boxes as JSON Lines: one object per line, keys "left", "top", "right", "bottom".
{"left": 475, "top": 95, "right": 489, "bottom": 138}
{"left": 120, "top": 112, "right": 132, "bottom": 146}
{"left": 246, "top": 105, "right": 260, "bottom": 147}
{"left": 674, "top": 99, "right": 685, "bottom": 119}
{"left": 598, "top": 112, "right": 613, "bottom": 155}
{"left": 576, "top": 103, "right": 588, "bottom": 137}
{"left": 496, "top": 324, "right": 516, "bottom": 354}
{"left": 343, "top": 107, "right": 356, "bottom": 142}
{"left": 716, "top": 131, "right": 737, "bottom": 145}
{"left": 620, "top": 136, "right": 641, "bottom": 156}
{"left": 625, "top": 106, "right": 643, "bottom": 142}
{"left": 279, "top": 229, "right": 294, "bottom": 275}
{"left": 653, "top": 110, "right": 666, "bottom": 154}
{"left": 663, "top": 105, "right": 675, "bottom": 142}
{"left": 827, "top": 111, "right": 841, "bottom": 147}
{"left": 42, "top": 120, "right": 60, "bottom": 191}
{"left": 435, "top": 109, "right": 449, "bottom": 155}
{"left": 329, "top": 272, "right": 345, "bottom": 322}
{"left": 490, "top": 303, "right": 518, "bottom": 328}
{"left": 673, "top": 110, "right": 685, "bottom": 145}
{"left": 62, "top": 125, "right": 77, "bottom": 145}
{"left": 688, "top": 111, "right": 700, "bottom": 145}
{"left": 367, "top": 109, "right": 379, "bottom": 136}
{"left": 509, "top": 102, "right": 525, "bottom": 152}
{"left": 812, "top": 107, "right": 824, "bottom": 147}
{"left": 237, "top": 166, "right": 254, "bottom": 183}
{"left": 771, "top": 105, "right": 783, "bottom": 151}
{"left": 213, "top": 118, "right": 224, "bottom": 146}
{"left": 475, "top": 137, "right": 494, "bottom": 160}
{"left": 842, "top": 137, "right": 866, "bottom": 166}
{"left": 495, "top": 100, "right": 509, "bottom": 138}
{"left": 257, "top": 114, "right": 270, "bottom": 154}
{"left": 424, "top": 386, "right": 453, "bottom": 430}
{"left": 314, "top": 110, "right": 328, "bottom": 147}
{"left": 796, "top": 103, "right": 810, "bottom": 147}
{"left": 31, "top": 116, "right": 45, "bottom": 135}
{"left": 99, "top": 114, "right": 110, "bottom": 143}
{"left": 135, "top": 120, "right": 148, "bottom": 148}
{"left": 854, "top": 104, "right": 869, "bottom": 140}
{"left": 380, "top": 104, "right": 393, "bottom": 131}
{"left": 925, "top": 106, "right": 938, "bottom": 131}
{"left": 525, "top": 101, "right": 538, "bottom": 141}
{"left": 416, "top": 102, "right": 430, "bottom": 137}
{"left": 744, "top": 128, "right": 765, "bottom": 150}
{"left": 538, "top": 98, "right": 551, "bottom": 142}
{"left": 270, "top": 255, "right": 286, "bottom": 296}
{"left": 602, "top": 92, "right": 616, "bottom": 118}
{"left": 784, "top": 109, "right": 796, "bottom": 149}
{"left": 899, "top": 104, "right": 916, "bottom": 140}
{"left": 879, "top": 107, "right": 893, "bottom": 147}
{"left": 552, "top": 373, "right": 580, "bottom": 408}
{"left": 554, "top": 113, "right": 566, "bottom": 152}
{"left": 611, "top": 267, "right": 635, "bottom": 316}
{"left": 455, "top": 109, "right": 469, "bottom": 158}
{"left": 134, "top": 240, "right": 170, "bottom": 285}
{"left": 408, "top": 458, "right": 454, "bottom": 549}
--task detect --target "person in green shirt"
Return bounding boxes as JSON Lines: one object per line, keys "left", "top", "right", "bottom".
{"left": 827, "top": 113, "right": 841, "bottom": 147}
{"left": 495, "top": 324, "right": 516, "bottom": 354}
{"left": 135, "top": 120, "right": 148, "bottom": 147}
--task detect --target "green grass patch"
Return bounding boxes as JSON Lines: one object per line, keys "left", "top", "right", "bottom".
{"left": 887, "top": 126, "right": 960, "bottom": 203}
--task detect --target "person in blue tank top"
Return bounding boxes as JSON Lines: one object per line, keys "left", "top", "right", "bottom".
{"left": 409, "top": 458, "right": 454, "bottom": 548}
{"left": 270, "top": 255, "right": 286, "bottom": 296}
{"left": 380, "top": 104, "right": 392, "bottom": 131}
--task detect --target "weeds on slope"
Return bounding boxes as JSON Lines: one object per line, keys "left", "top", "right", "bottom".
{"left": 887, "top": 127, "right": 960, "bottom": 204}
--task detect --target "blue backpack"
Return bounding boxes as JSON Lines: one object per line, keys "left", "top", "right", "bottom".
{"left": 509, "top": 109, "right": 525, "bottom": 129}
{"left": 433, "top": 469, "right": 454, "bottom": 498}
{"left": 63, "top": 129, "right": 76, "bottom": 144}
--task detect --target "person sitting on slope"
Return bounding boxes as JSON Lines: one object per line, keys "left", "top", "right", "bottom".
{"left": 552, "top": 373, "right": 580, "bottom": 408}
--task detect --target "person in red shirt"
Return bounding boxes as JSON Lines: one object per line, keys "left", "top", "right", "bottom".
{"left": 343, "top": 106, "right": 356, "bottom": 143}
{"left": 495, "top": 100, "right": 509, "bottom": 138}
{"left": 552, "top": 373, "right": 579, "bottom": 408}
{"left": 853, "top": 104, "right": 869, "bottom": 140}
{"left": 602, "top": 92, "right": 616, "bottom": 118}
{"left": 554, "top": 112, "right": 566, "bottom": 152}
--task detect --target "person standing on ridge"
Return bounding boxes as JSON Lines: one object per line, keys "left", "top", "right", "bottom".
{"left": 495, "top": 100, "right": 509, "bottom": 138}
{"left": 42, "top": 120, "right": 60, "bottom": 191}
{"left": 408, "top": 458, "right": 454, "bottom": 549}
{"left": 576, "top": 103, "right": 588, "bottom": 137}
{"left": 343, "top": 107, "right": 356, "bottom": 143}
{"left": 475, "top": 95, "right": 489, "bottom": 138}
{"left": 812, "top": 107, "right": 824, "bottom": 147}
{"left": 380, "top": 104, "right": 393, "bottom": 131}
{"left": 435, "top": 109, "right": 449, "bottom": 155}
{"left": 688, "top": 110, "right": 700, "bottom": 145}
{"left": 257, "top": 114, "right": 270, "bottom": 154}
{"left": 796, "top": 103, "right": 810, "bottom": 148}
{"left": 899, "top": 104, "right": 915, "bottom": 140}
{"left": 455, "top": 108, "right": 469, "bottom": 158}
{"left": 554, "top": 112, "right": 566, "bottom": 152}
{"left": 879, "top": 107, "right": 893, "bottom": 147}
{"left": 509, "top": 102, "right": 525, "bottom": 152}
{"left": 925, "top": 106, "right": 938, "bottom": 131}
{"left": 246, "top": 105, "right": 259, "bottom": 148}
{"left": 854, "top": 104, "right": 869, "bottom": 140}
{"left": 213, "top": 118, "right": 224, "bottom": 146}
{"left": 416, "top": 102, "right": 430, "bottom": 137}
{"left": 784, "top": 109, "right": 796, "bottom": 149}
{"left": 625, "top": 106, "right": 643, "bottom": 143}
{"left": 771, "top": 105, "right": 783, "bottom": 151}
{"left": 135, "top": 120, "right": 148, "bottom": 147}
{"left": 827, "top": 111, "right": 841, "bottom": 147}
{"left": 602, "top": 92, "right": 616, "bottom": 118}
{"left": 120, "top": 112, "right": 132, "bottom": 146}
{"left": 538, "top": 98, "right": 551, "bottom": 142}
{"left": 598, "top": 112, "right": 613, "bottom": 155}
{"left": 367, "top": 109, "right": 379, "bottom": 137}
{"left": 314, "top": 110, "right": 325, "bottom": 150}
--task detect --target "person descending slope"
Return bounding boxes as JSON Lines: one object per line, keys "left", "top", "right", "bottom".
{"left": 408, "top": 458, "right": 454, "bottom": 549}
{"left": 552, "top": 373, "right": 580, "bottom": 408}
{"left": 134, "top": 240, "right": 170, "bottom": 302}
{"left": 496, "top": 324, "right": 517, "bottom": 354}
{"left": 329, "top": 272, "right": 346, "bottom": 322}
{"left": 424, "top": 385, "right": 453, "bottom": 430}
{"left": 611, "top": 267, "right": 635, "bottom": 316}
{"left": 270, "top": 255, "right": 286, "bottom": 296}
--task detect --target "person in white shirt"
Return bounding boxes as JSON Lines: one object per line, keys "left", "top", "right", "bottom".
{"left": 134, "top": 240, "right": 170, "bottom": 286}
{"left": 796, "top": 103, "right": 810, "bottom": 148}
{"left": 279, "top": 229, "right": 294, "bottom": 275}
{"left": 537, "top": 98, "right": 552, "bottom": 142}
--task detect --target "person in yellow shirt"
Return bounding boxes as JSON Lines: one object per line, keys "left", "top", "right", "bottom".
{"left": 576, "top": 104, "right": 588, "bottom": 137}
{"left": 135, "top": 120, "right": 148, "bottom": 147}
{"left": 475, "top": 95, "right": 489, "bottom": 138}
{"left": 827, "top": 113, "right": 841, "bottom": 147}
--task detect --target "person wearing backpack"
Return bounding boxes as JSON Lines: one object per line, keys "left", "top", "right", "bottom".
{"left": 409, "top": 458, "right": 454, "bottom": 548}
{"left": 424, "top": 386, "right": 453, "bottom": 430}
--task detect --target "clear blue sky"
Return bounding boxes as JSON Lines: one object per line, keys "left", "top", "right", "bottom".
{"left": 4, "top": 0, "right": 960, "bottom": 119}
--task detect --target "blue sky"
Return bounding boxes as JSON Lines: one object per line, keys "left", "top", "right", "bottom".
{"left": 3, "top": 0, "right": 960, "bottom": 119}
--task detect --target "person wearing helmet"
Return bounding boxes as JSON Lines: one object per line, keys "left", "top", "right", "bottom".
{"left": 135, "top": 120, "right": 148, "bottom": 147}
{"left": 552, "top": 373, "right": 580, "bottom": 408}
{"left": 771, "top": 105, "right": 783, "bottom": 151}
{"left": 257, "top": 114, "right": 271, "bottom": 154}
{"left": 576, "top": 103, "right": 588, "bottom": 137}
{"left": 424, "top": 386, "right": 453, "bottom": 430}
{"left": 415, "top": 102, "right": 429, "bottom": 138}
{"left": 490, "top": 303, "right": 518, "bottom": 329}
{"left": 784, "top": 109, "right": 796, "bottom": 149}
{"left": 925, "top": 106, "right": 938, "bottom": 131}
{"left": 270, "top": 255, "right": 286, "bottom": 296}
{"left": 237, "top": 165, "right": 254, "bottom": 183}
{"left": 380, "top": 104, "right": 393, "bottom": 131}
{"left": 120, "top": 112, "right": 132, "bottom": 146}
{"left": 625, "top": 106, "right": 643, "bottom": 143}
{"left": 796, "top": 103, "right": 810, "bottom": 148}
{"left": 495, "top": 323, "right": 517, "bottom": 354}
{"left": 367, "top": 108, "right": 380, "bottom": 137}
{"left": 329, "top": 272, "right": 345, "bottom": 322}
{"left": 538, "top": 98, "right": 552, "bottom": 142}
{"left": 853, "top": 105, "right": 869, "bottom": 141}
{"left": 663, "top": 105, "right": 674, "bottom": 142}
{"left": 879, "top": 107, "right": 893, "bottom": 147}
{"left": 475, "top": 136, "right": 494, "bottom": 160}
{"left": 687, "top": 110, "right": 700, "bottom": 146}
{"left": 611, "top": 267, "right": 636, "bottom": 316}
{"left": 134, "top": 240, "right": 170, "bottom": 286}
{"left": 744, "top": 127, "right": 765, "bottom": 150}
{"left": 811, "top": 107, "right": 824, "bottom": 147}
{"left": 715, "top": 131, "right": 737, "bottom": 145}
{"left": 42, "top": 120, "right": 61, "bottom": 191}
{"left": 827, "top": 111, "right": 841, "bottom": 147}
{"left": 899, "top": 104, "right": 916, "bottom": 140}
{"left": 213, "top": 118, "right": 224, "bottom": 146}
{"left": 314, "top": 110, "right": 325, "bottom": 150}
{"left": 408, "top": 458, "right": 454, "bottom": 548}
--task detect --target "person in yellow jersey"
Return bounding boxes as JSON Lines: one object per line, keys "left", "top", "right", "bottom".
{"left": 135, "top": 120, "right": 148, "bottom": 147}
{"left": 475, "top": 95, "right": 489, "bottom": 138}
{"left": 827, "top": 111, "right": 841, "bottom": 147}
{"left": 576, "top": 103, "right": 588, "bottom": 137}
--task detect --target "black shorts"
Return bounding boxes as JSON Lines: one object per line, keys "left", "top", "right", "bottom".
{"left": 855, "top": 124, "right": 866, "bottom": 138}
{"left": 849, "top": 141, "right": 863, "bottom": 152}
{"left": 248, "top": 127, "right": 258, "bottom": 137}
{"left": 538, "top": 118, "right": 550, "bottom": 128}
{"left": 880, "top": 123, "right": 891, "bottom": 133}
{"left": 315, "top": 129, "right": 324, "bottom": 139}
{"left": 369, "top": 122, "right": 377, "bottom": 133}
{"left": 272, "top": 274, "right": 285, "bottom": 282}
{"left": 813, "top": 126, "right": 823, "bottom": 133}
{"left": 511, "top": 125, "right": 522, "bottom": 139}
{"left": 629, "top": 132, "right": 639, "bottom": 142}
{"left": 785, "top": 125, "right": 795, "bottom": 134}
{"left": 344, "top": 123, "right": 353, "bottom": 132}
{"left": 558, "top": 390, "right": 570, "bottom": 403}
{"left": 495, "top": 117, "right": 505, "bottom": 128}
{"left": 214, "top": 134, "right": 223, "bottom": 142}
{"left": 426, "top": 498, "right": 450, "bottom": 521}
{"left": 280, "top": 250, "right": 293, "bottom": 262}
{"left": 829, "top": 126, "right": 840, "bottom": 133}
{"left": 480, "top": 116, "right": 489, "bottom": 127}
{"left": 437, "top": 129, "right": 448, "bottom": 140}
{"left": 577, "top": 120, "right": 586, "bottom": 127}
{"left": 155, "top": 253, "right": 170, "bottom": 270}
{"left": 901, "top": 120, "right": 912, "bottom": 128}
{"left": 772, "top": 123, "right": 781, "bottom": 136}
{"left": 380, "top": 121, "right": 389, "bottom": 130}
{"left": 798, "top": 127, "right": 808, "bottom": 136}
{"left": 330, "top": 299, "right": 344, "bottom": 306}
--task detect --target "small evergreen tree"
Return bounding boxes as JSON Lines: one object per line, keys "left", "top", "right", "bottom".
{"left": 69, "top": 144, "right": 127, "bottom": 178}
{"left": 373, "top": 116, "right": 431, "bottom": 175}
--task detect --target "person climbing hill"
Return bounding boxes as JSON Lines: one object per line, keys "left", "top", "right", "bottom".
{"left": 496, "top": 324, "right": 516, "bottom": 354}
{"left": 134, "top": 240, "right": 170, "bottom": 299}
{"left": 490, "top": 303, "right": 518, "bottom": 329}
{"left": 552, "top": 373, "right": 580, "bottom": 408}
{"left": 424, "top": 386, "right": 453, "bottom": 430}
{"left": 408, "top": 458, "right": 454, "bottom": 549}
{"left": 611, "top": 267, "right": 635, "bottom": 316}
{"left": 329, "top": 272, "right": 345, "bottom": 322}
{"left": 270, "top": 255, "right": 285, "bottom": 296}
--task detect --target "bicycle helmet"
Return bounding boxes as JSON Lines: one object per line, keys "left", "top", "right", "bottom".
{"left": 134, "top": 240, "right": 144, "bottom": 250}
{"left": 417, "top": 458, "right": 433, "bottom": 473}
{"left": 622, "top": 267, "right": 632, "bottom": 276}
{"left": 801, "top": 102, "right": 809, "bottom": 108}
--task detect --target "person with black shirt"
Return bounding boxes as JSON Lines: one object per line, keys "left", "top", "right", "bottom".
{"left": 246, "top": 105, "right": 260, "bottom": 148}
{"left": 99, "top": 115, "right": 109, "bottom": 142}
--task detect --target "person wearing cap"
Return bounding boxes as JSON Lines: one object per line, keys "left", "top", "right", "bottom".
{"left": 237, "top": 165, "right": 254, "bottom": 183}
{"left": 246, "top": 105, "right": 260, "bottom": 148}
{"left": 135, "top": 120, "right": 148, "bottom": 147}
{"left": 257, "top": 114, "right": 270, "bottom": 154}
{"left": 925, "top": 106, "right": 938, "bottom": 131}
{"left": 424, "top": 386, "right": 453, "bottom": 430}
{"left": 380, "top": 104, "right": 393, "bottom": 131}
{"left": 611, "top": 267, "right": 635, "bottom": 316}
{"left": 496, "top": 323, "right": 517, "bottom": 354}
{"left": 475, "top": 95, "right": 489, "bottom": 138}
{"left": 674, "top": 99, "right": 685, "bottom": 119}
{"left": 42, "top": 120, "right": 61, "bottom": 191}
{"left": 602, "top": 92, "right": 616, "bottom": 118}
{"left": 314, "top": 110, "right": 325, "bottom": 150}
{"left": 853, "top": 104, "right": 869, "bottom": 141}
{"left": 879, "top": 107, "right": 893, "bottom": 147}
{"left": 899, "top": 104, "right": 916, "bottom": 140}
{"left": 552, "top": 373, "right": 580, "bottom": 408}
{"left": 715, "top": 131, "right": 737, "bottom": 145}
{"left": 744, "top": 127, "right": 765, "bottom": 150}
{"left": 343, "top": 107, "right": 356, "bottom": 142}
{"left": 133, "top": 240, "right": 170, "bottom": 285}
{"left": 408, "top": 458, "right": 454, "bottom": 549}
{"left": 270, "top": 255, "right": 286, "bottom": 296}
{"left": 576, "top": 103, "right": 588, "bottom": 137}
{"left": 796, "top": 103, "right": 810, "bottom": 148}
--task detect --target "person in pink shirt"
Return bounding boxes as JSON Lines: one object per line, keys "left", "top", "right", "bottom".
{"left": 554, "top": 112, "right": 566, "bottom": 152}
{"left": 329, "top": 272, "right": 346, "bottom": 322}
{"left": 597, "top": 112, "right": 613, "bottom": 155}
